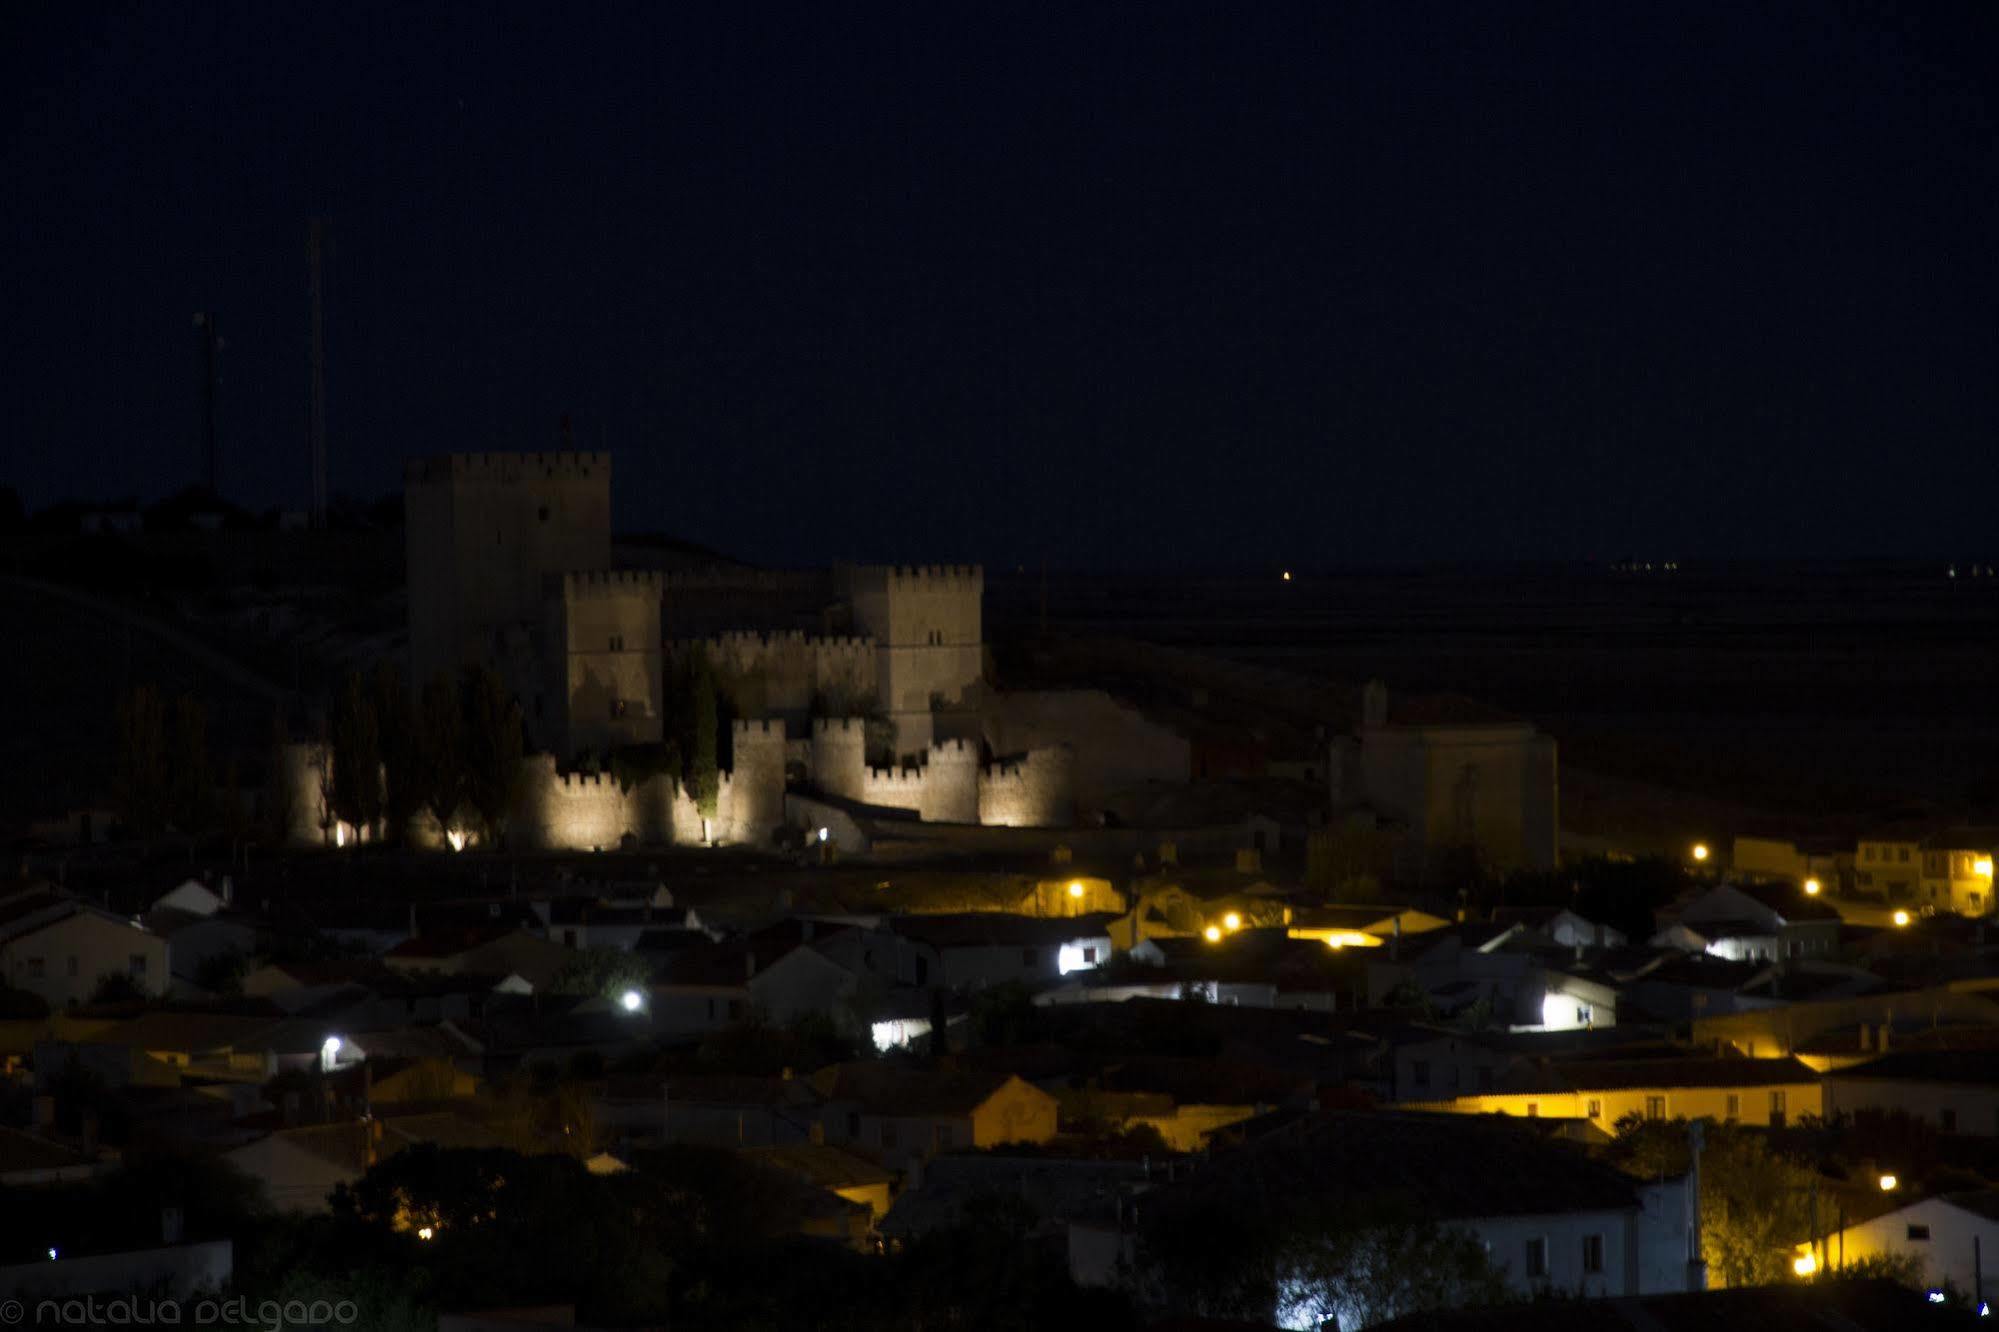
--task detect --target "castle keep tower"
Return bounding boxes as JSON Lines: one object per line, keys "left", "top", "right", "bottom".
{"left": 837, "top": 564, "right": 985, "bottom": 753}
{"left": 405, "top": 452, "right": 613, "bottom": 696}
{"left": 405, "top": 452, "right": 663, "bottom": 757}
{"left": 543, "top": 571, "right": 664, "bottom": 754}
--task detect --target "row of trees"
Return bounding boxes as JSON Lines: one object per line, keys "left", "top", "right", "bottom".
{"left": 112, "top": 685, "right": 265, "bottom": 844}
{"left": 321, "top": 664, "right": 523, "bottom": 843}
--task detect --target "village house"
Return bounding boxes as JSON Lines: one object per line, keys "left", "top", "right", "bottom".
{"left": 1824, "top": 1050, "right": 1999, "bottom": 1137}
{"left": 1668, "top": 882, "right": 1842, "bottom": 963}
{"left": 1404, "top": 1055, "right": 1824, "bottom": 1130}
{"left": 888, "top": 912, "right": 1119, "bottom": 990}
{"left": 0, "top": 889, "right": 171, "bottom": 1009}
{"left": 1856, "top": 829, "right": 1926, "bottom": 901}
{"left": 598, "top": 1073, "right": 821, "bottom": 1149}
{"left": 812, "top": 1063, "right": 1059, "bottom": 1171}
{"left": 1798, "top": 1191, "right": 1999, "bottom": 1299}
{"left": 1093, "top": 1112, "right": 1700, "bottom": 1310}
{"left": 1919, "top": 828, "right": 1999, "bottom": 918}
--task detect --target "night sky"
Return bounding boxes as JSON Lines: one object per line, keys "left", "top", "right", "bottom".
{"left": 3, "top": 2, "right": 1994, "bottom": 570}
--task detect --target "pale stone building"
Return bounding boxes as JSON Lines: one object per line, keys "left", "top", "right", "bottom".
{"left": 1331, "top": 680, "right": 1558, "bottom": 880}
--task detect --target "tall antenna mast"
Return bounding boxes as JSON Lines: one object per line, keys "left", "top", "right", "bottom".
{"left": 307, "top": 219, "right": 329, "bottom": 527}
{"left": 195, "top": 312, "right": 221, "bottom": 492}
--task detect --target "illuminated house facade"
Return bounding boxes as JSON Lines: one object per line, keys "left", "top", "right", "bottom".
{"left": 1919, "top": 828, "right": 1999, "bottom": 918}
{"left": 1403, "top": 1056, "right": 1824, "bottom": 1130}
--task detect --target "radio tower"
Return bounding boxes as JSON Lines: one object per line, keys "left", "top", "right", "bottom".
{"left": 194, "top": 311, "right": 221, "bottom": 492}
{"left": 307, "top": 219, "right": 329, "bottom": 527}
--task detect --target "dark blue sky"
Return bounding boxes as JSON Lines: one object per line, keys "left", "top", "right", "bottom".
{"left": 2, "top": 2, "right": 1994, "bottom": 569}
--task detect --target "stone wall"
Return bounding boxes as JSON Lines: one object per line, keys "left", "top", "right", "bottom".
{"left": 979, "top": 744, "right": 1076, "bottom": 828}
{"left": 982, "top": 689, "right": 1190, "bottom": 813}
{"left": 683, "top": 631, "right": 876, "bottom": 722}
{"left": 512, "top": 755, "right": 735, "bottom": 851}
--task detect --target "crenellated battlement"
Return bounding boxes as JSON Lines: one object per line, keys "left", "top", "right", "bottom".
{"left": 560, "top": 569, "right": 663, "bottom": 598}
{"left": 929, "top": 737, "right": 980, "bottom": 761}
{"left": 883, "top": 563, "right": 983, "bottom": 587}
{"left": 658, "top": 567, "right": 824, "bottom": 593}
{"left": 733, "top": 718, "right": 785, "bottom": 740}
{"left": 406, "top": 451, "right": 610, "bottom": 484}
{"left": 686, "top": 630, "right": 875, "bottom": 654}
{"left": 814, "top": 716, "right": 868, "bottom": 736}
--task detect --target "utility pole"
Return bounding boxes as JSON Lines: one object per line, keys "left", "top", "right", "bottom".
{"left": 307, "top": 219, "right": 329, "bottom": 527}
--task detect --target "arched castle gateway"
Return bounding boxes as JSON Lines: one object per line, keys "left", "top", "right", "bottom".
{"left": 285, "top": 451, "right": 1073, "bottom": 850}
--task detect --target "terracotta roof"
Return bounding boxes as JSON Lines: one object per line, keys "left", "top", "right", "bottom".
{"left": 889, "top": 912, "right": 1120, "bottom": 949}
{"left": 1150, "top": 1110, "right": 1642, "bottom": 1222}
{"left": 743, "top": 1142, "right": 891, "bottom": 1190}
{"left": 1828, "top": 1051, "right": 1999, "bottom": 1086}
{"left": 0, "top": 1127, "right": 96, "bottom": 1176}
{"left": 811, "top": 1062, "right": 1030, "bottom": 1117}
{"left": 385, "top": 926, "right": 515, "bottom": 960}
{"left": 1503, "top": 1056, "right": 1819, "bottom": 1095}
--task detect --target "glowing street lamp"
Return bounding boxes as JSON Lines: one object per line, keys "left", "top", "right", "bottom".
{"left": 1879, "top": 1173, "right": 1899, "bottom": 1192}
{"left": 1803, "top": 877, "right": 1822, "bottom": 896}
{"left": 1691, "top": 843, "right": 1710, "bottom": 864}
{"left": 1793, "top": 1252, "right": 1818, "bottom": 1278}
{"left": 1223, "top": 912, "right": 1242, "bottom": 932}
{"left": 1893, "top": 910, "right": 1911, "bottom": 928}
{"left": 1977, "top": 856, "right": 1995, "bottom": 880}
{"left": 1203, "top": 925, "right": 1223, "bottom": 943}
{"left": 619, "top": 989, "right": 646, "bottom": 1014}
{"left": 1068, "top": 881, "right": 1084, "bottom": 899}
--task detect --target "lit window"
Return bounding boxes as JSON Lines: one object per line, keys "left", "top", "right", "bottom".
{"left": 1582, "top": 1234, "right": 1604, "bottom": 1274}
